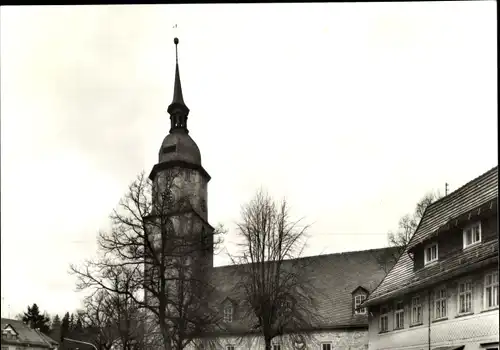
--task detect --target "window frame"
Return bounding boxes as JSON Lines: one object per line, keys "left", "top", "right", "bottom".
{"left": 484, "top": 271, "right": 499, "bottom": 310}
{"left": 394, "top": 300, "right": 404, "bottom": 329}
{"left": 411, "top": 295, "right": 422, "bottom": 325}
{"left": 379, "top": 305, "right": 389, "bottom": 333}
{"left": 321, "top": 342, "right": 332, "bottom": 350}
{"left": 433, "top": 287, "right": 448, "bottom": 320}
{"left": 424, "top": 242, "right": 439, "bottom": 265}
{"left": 463, "top": 221, "right": 482, "bottom": 249}
{"left": 354, "top": 294, "right": 367, "bottom": 314}
{"left": 457, "top": 280, "right": 473, "bottom": 314}
{"left": 223, "top": 304, "right": 233, "bottom": 323}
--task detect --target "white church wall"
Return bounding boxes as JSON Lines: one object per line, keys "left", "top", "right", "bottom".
{"left": 185, "top": 329, "right": 369, "bottom": 350}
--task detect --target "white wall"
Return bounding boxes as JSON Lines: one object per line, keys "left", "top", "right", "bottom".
{"left": 186, "top": 329, "right": 369, "bottom": 350}
{"left": 367, "top": 268, "right": 500, "bottom": 350}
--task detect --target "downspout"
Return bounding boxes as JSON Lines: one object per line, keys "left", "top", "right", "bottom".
{"left": 428, "top": 289, "right": 431, "bottom": 350}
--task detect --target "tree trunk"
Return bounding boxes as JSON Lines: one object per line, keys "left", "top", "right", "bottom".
{"left": 265, "top": 337, "right": 272, "bottom": 350}
{"left": 160, "top": 329, "right": 172, "bottom": 350}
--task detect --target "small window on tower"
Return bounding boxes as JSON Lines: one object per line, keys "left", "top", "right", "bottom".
{"left": 162, "top": 145, "right": 177, "bottom": 154}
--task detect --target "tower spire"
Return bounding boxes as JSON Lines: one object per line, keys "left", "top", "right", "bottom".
{"left": 167, "top": 37, "right": 190, "bottom": 133}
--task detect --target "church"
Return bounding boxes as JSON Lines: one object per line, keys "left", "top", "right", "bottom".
{"left": 146, "top": 38, "right": 397, "bottom": 350}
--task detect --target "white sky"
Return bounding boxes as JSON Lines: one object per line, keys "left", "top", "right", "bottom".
{"left": 1, "top": 2, "right": 497, "bottom": 319}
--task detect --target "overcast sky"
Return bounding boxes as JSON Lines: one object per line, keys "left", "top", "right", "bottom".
{"left": 1, "top": 2, "right": 497, "bottom": 319}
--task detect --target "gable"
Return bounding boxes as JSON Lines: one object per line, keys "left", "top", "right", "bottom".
{"left": 221, "top": 297, "right": 236, "bottom": 306}
{"left": 351, "top": 286, "right": 369, "bottom": 295}
{"left": 3, "top": 324, "right": 19, "bottom": 335}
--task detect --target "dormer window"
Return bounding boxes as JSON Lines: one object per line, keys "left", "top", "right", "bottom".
{"left": 352, "top": 286, "right": 369, "bottom": 315}
{"left": 424, "top": 243, "right": 438, "bottom": 265}
{"left": 223, "top": 304, "right": 233, "bottom": 323}
{"left": 354, "top": 295, "right": 367, "bottom": 314}
{"left": 463, "top": 221, "right": 481, "bottom": 248}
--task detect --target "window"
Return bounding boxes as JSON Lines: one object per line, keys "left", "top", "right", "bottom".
{"left": 463, "top": 222, "right": 481, "bottom": 248}
{"left": 411, "top": 295, "right": 422, "bottom": 325}
{"left": 162, "top": 145, "right": 177, "bottom": 154}
{"left": 223, "top": 304, "right": 233, "bottom": 323}
{"left": 226, "top": 346, "right": 234, "bottom": 350}
{"left": 354, "top": 294, "right": 367, "bottom": 314}
{"left": 394, "top": 301, "right": 404, "bottom": 329}
{"left": 380, "top": 305, "right": 389, "bottom": 332}
{"left": 424, "top": 243, "right": 438, "bottom": 265}
{"left": 458, "top": 281, "right": 473, "bottom": 314}
{"left": 485, "top": 271, "right": 499, "bottom": 309}
{"left": 321, "top": 343, "right": 332, "bottom": 350}
{"left": 273, "top": 344, "right": 281, "bottom": 350}
{"left": 434, "top": 287, "right": 447, "bottom": 319}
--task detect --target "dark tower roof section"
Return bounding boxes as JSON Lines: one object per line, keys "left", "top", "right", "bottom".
{"left": 149, "top": 37, "right": 210, "bottom": 182}
{"left": 167, "top": 37, "right": 190, "bottom": 133}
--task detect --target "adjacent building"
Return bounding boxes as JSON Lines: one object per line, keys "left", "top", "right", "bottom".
{"left": 362, "top": 166, "right": 499, "bottom": 350}
{"left": 1, "top": 318, "right": 59, "bottom": 350}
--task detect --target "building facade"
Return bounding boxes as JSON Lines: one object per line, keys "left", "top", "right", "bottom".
{"left": 1, "top": 319, "right": 58, "bottom": 350}
{"left": 362, "top": 166, "right": 499, "bottom": 350}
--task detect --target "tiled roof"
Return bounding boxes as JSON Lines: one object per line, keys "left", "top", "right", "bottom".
{"left": 37, "top": 330, "right": 59, "bottom": 346}
{"left": 365, "top": 239, "right": 498, "bottom": 305}
{"left": 1, "top": 318, "right": 57, "bottom": 348}
{"left": 208, "top": 247, "right": 398, "bottom": 332}
{"left": 407, "top": 166, "right": 498, "bottom": 250}
{"left": 364, "top": 166, "right": 499, "bottom": 306}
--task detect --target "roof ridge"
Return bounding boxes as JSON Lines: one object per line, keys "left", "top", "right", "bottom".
{"left": 426, "top": 165, "right": 497, "bottom": 210}
{"left": 214, "top": 246, "right": 397, "bottom": 269}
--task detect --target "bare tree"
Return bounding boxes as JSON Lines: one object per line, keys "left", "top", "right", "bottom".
{"left": 70, "top": 170, "right": 224, "bottom": 350}
{"left": 376, "top": 190, "right": 443, "bottom": 272}
{"left": 79, "top": 268, "right": 144, "bottom": 350}
{"left": 80, "top": 291, "right": 118, "bottom": 350}
{"left": 231, "top": 189, "right": 322, "bottom": 350}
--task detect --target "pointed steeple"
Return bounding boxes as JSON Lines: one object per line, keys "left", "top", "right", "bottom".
{"left": 167, "top": 37, "right": 190, "bottom": 133}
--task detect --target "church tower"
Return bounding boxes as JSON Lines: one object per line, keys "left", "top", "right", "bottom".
{"left": 148, "top": 37, "right": 214, "bottom": 267}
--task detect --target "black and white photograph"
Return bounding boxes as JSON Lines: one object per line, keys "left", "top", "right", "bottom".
{"left": 1, "top": 2, "right": 498, "bottom": 350}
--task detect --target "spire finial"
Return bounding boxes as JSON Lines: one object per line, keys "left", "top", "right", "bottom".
{"left": 167, "top": 36, "right": 190, "bottom": 133}
{"left": 174, "top": 37, "right": 179, "bottom": 63}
